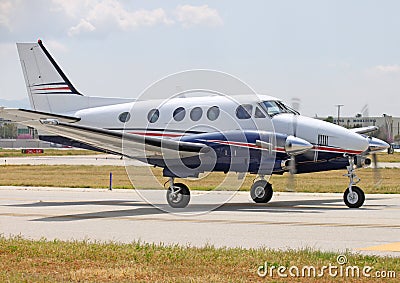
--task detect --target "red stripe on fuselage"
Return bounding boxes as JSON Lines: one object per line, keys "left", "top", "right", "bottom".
{"left": 206, "top": 140, "right": 363, "bottom": 155}
{"left": 128, "top": 132, "right": 183, "bottom": 137}
{"left": 34, "top": 87, "right": 71, "bottom": 91}
{"left": 313, "top": 146, "right": 363, "bottom": 155}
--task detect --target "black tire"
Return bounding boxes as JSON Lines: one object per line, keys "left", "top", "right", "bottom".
{"left": 343, "top": 186, "right": 365, "bottom": 208}
{"left": 166, "top": 183, "right": 190, "bottom": 208}
{"left": 250, "top": 180, "right": 273, "bottom": 203}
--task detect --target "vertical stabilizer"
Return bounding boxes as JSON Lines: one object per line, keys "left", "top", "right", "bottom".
{"left": 17, "top": 40, "right": 82, "bottom": 112}
{"left": 16, "top": 40, "right": 135, "bottom": 114}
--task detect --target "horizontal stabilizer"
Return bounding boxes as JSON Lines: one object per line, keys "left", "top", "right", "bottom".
{"left": 0, "top": 108, "right": 80, "bottom": 123}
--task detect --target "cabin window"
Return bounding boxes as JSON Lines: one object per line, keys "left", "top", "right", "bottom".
{"left": 118, "top": 112, "right": 131, "bottom": 123}
{"left": 254, "top": 107, "right": 266, "bottom": 118}
{"left": 173, "top": 107, "right": 186, "bottom": 121}
{"left": 260, "top": 100, "right": 299, "bottom": 117}
{"left": 207, "top": 106, "right": 220, "bottom": 121}
{"left": 236, "top": 104, "right": 253, "bottom": 119}
{"left": 190, "top": 107, "right": 203, "bottom": 121}
{"left": 147, "top": 109, "right": 160, "bottom": 123}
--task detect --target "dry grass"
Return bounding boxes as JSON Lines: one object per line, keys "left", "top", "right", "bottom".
{"left": 0, "top": 165, "right": 132, "bottom": 189}
{"left": 0, "top": 149, "right": 101, "bottom": 157}
{"left": 0, "top": 236, "right": 398, "bottom": 282}
{"left": 376, "top": 152, "right": 400, "bottom": 163}
{"left": 0, "top": 165, "right": 399, "bottom": 194}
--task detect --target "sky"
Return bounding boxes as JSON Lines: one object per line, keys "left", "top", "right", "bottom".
{"left": 1, "top": 0, "right": 400, "bottom": 117}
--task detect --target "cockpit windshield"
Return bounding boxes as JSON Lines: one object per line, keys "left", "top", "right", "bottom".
{"left": 260, "top": 100, "right": 299, "bottom": 117}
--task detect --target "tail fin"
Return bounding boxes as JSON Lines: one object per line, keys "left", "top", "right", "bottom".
{"left": 17, "top": 40, "right": 82, "bottom": 111}
{"left": 16, "top": 40, "right": 135, "bottom": 114}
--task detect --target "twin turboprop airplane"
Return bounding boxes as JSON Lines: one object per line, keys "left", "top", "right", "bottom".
{"left": 0, "top": 40, "right": 389, "bottom": 209}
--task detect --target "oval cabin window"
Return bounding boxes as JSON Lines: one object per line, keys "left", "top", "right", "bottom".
{"left": 118, "top": 112, "right": 131, "bottom": 123}
{"left": 207, "top": 106, "right": 220, "bottom": 121}
{"left": 190, "top": 107, "right": 203, "bottom": 121}
{"left": 173, "top": 107, "right": 186, "bottom": 121}
{"left": 147, "top": 109, "right": 160, "bottom": 123}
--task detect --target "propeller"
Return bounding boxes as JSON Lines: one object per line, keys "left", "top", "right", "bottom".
{"left": 371, "top": 152, "right": 382, "bottom": 187}
{"left": 286, "top": 154, "right": 297, "bottom": 191}
{"left": 286, "top": 114, "right": 299, "bottom": 191}
{"left": 366, "top": 136, "right": 389, "bottom": 187}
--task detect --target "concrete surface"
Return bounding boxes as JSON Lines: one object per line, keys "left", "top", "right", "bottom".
{"left": 0, "top": 154, "right": 146, "bottom": 166}
{"left": 0, "top": 186, "right": 399, "bottom": 257}
{"left": 1, "top": 154, "right": 399, "bottom": 168}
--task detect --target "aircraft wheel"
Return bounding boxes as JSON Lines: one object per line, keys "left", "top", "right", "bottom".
{"left": 166, "top": 183, "right": 190, "bottom": 208}
{"left": 250, "top": 180, "right": 273, "bottom": 203}
{"left": 343, "top": 186, "right": 365, "bottom": 208}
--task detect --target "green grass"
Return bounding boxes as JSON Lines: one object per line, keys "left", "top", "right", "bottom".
{"left": 0, "top": 148, "right": 101, "bottom": 157}
{"left": 0, "top": 236, "right": 398, "bottom": 282}
{"left": 1, "top": 165, "right": 399, "bottom": 194}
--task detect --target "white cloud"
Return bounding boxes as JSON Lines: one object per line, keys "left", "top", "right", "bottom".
{"left": 175, "top": 5, "right": 223, "bottom": 28}
{"left": 373, "top": 64, "right": 400, "bottom": 73}
{"left": 46, "top": 39, "right": 68, "bottom": 53}
{"left": 0, "top": 0, "right": 13, "bottom": 30}
{"left": 58, "top": 0, "right": 173, "bottom": 37}
{"left": 2, "top": 1, "right": 224, "bottom": 39}
{"left": 51, "top": 0, "right": 96, "bottom": 18}
{"left": 68, "top": 19, "right": 96, "bottom": 36}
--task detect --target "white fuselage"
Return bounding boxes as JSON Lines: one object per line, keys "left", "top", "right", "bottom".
{"left": 70, "top": 94, "right": 369, "bottom": 155}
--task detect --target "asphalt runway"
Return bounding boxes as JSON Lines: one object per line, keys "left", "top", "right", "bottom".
{"left": 0, "top": 186, "right": 399, "bottom": 257}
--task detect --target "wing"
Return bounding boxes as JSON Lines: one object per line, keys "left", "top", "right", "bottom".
{"left": 348, "top": 126, "right": 378, "bottom": 135}
{"left": 0, "top": 108, "right": 209, "bottom": 158}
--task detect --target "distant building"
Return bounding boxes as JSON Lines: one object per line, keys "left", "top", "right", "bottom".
{"left": 1, "top": 119, "right": 37, "bottom": 140}
{"left": 318, "top": 115, "right": 400, "bottom": 143}
{"left": 16, "top": 124, "right": 37, "bottom": 139}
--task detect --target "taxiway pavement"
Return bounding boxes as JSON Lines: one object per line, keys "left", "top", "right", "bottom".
{"left": 1, "top": 155, "right": 399, "bottom": 168}
{"left": 0, "top": 154, "right": 146, "bottom": 166}
{"left": 0, "top": 186, "right": 399, "bottom": 257}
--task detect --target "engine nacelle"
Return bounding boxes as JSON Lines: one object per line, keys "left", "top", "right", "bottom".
{"left": 355, "top": 156, "right": 371, "bottom": 168}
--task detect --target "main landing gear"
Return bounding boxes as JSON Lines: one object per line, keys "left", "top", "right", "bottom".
{"left": 166, "top": 178, "right": 191, "bottom": 208}
{"left": 250, "top": 178, "right": 273, "bottom": 203}
{"left": 343, "top": 156, "right": 365, "bottom": 208}
{"left": 166, "top": 176, "right": 274, "bottom": 208}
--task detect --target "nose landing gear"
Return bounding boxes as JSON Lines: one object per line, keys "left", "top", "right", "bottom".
{"left": 343, "top": 156, "right": 365, "bottom": 208}
{"left": 166, "top": 178, "right": 191, "bottom": 208}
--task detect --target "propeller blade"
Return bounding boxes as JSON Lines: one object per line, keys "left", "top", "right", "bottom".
{"left": 287, "top": 113, "right": 300, "bottom": 191}
{"left": 286, "top": 156, "right": 297, "bottom": 192}
{"left": 292, "top": 113, "right": 298, "bottom": 137}
{"left": 372, "top": 153, "right": 382, "bottom": 187}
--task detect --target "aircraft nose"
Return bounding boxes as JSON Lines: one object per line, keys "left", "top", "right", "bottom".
{"left": 350, "top": 133, "right": 370, "bottom": 154}
{"left": 367, "top": 137, "right": 390, "bottom": 153}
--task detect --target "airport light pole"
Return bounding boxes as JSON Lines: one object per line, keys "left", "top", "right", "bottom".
{"left": 335, "top": 104, "right": 344, "bottom": 126}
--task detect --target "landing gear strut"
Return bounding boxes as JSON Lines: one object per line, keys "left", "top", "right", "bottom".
{"left": 250, "top": 178, "right": 273, "bottom": 203}
{"left": 166, "top": 178, "right": 191, "bottom": 208}
{"left": 343, "top": 156, "right": 365, "bottom": 208}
